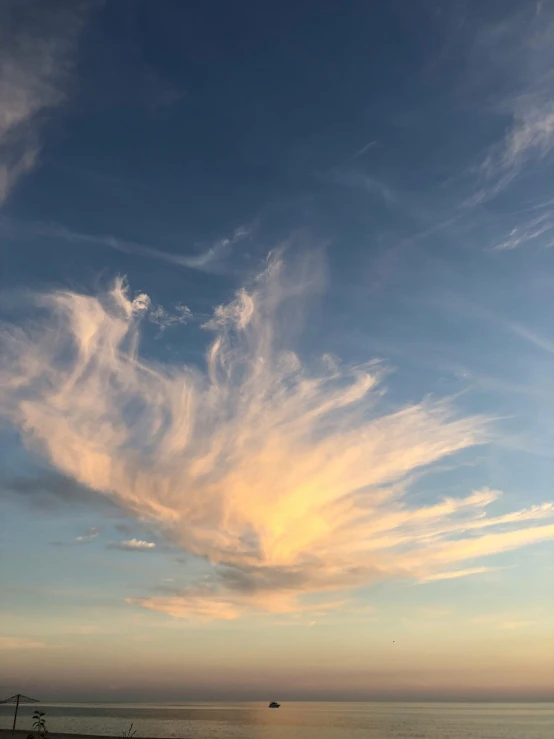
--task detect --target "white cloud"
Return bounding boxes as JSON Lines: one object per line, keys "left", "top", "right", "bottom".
{"left": 75, "top": 526, "right": 99, "bottom": 542}
{"left": 118, "top": 539, "right": 156, "bottom": 550}
{"left": 354, "top": 140, "right": 377, "bottom": 157}
{"left": 499, "top": 104, "right": 554, "bottom": 171}
{"left": 0, "top": 0, "right": 90, "bottom": 205}
{"left": 475, "top": 103, "right": 554, "bottom": 203}
{"left": 149, "top": 303, "right": 193, "bottom": 334}
{"left": 1, "top": 256, "right": 553, "bottom": 619}
{"left": 493, "top": 209, "right": 554, "bottom": 251}
{"left": 462, "top": 4, "right": 554, "bottom": 206}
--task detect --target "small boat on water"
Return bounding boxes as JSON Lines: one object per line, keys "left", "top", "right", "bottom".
{"left": 268, "top": 701, "right": 280, "bottom": 708}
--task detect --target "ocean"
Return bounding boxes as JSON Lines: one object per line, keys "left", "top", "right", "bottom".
{"left": 1, "top": 702, "right": 553, "bottom": 739}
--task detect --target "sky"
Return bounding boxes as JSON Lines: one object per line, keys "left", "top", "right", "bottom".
{"left": 0, "top": 0, "right": 554, "bottom": 702}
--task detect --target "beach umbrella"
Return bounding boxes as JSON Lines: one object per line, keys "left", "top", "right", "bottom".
{"left": 0, "top": 694, "right": 39, "bottom": 735}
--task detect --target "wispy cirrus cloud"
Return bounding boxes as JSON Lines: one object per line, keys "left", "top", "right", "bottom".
{"left": 330, "top": 168, "right": 397, "bottom": 207}
{"left": 0, "top": 0, "right": 90, "bottom": 205}
{"left": 472, "top": 103, "right": 554, "bottom": 205}
{"left": 492, "top": 207, "right": 554, "bottom": 251}
{"left": 0, "top": 217, "right": 252, "bottom": 272}
{"left": 1, "top": 255, "right": 553, "bottom": 619}
{"left": 354, "top": 140, "right": 377, "bottom": 157}
{"left": 466, "top": 4, "right": 554, "bottom": 206}
{"left": 148, "top": 303, "right": 193, "bottom": 334}
{"left": 500, "top": 104, "right": 554, "bottom": 170}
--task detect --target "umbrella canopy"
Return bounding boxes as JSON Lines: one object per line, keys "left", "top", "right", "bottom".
{"left": 0, "top": 694, "right": 40, "bottom": 734}
{"left": 0, "top": 695, "right": 39, "bottom": 704}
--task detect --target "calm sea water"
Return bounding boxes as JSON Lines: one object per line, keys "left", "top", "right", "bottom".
{"left": 1, "top": 702, "right": 553, "bottom": 739}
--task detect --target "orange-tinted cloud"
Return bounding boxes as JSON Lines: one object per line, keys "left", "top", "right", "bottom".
{"left": 1, "top": 257, "right": 553, "bottom": 619}
{"left": 0, "top": 637, "right": 46, "bottom": 649}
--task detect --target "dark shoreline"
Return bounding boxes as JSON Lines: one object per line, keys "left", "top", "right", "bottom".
{"left": 3, "top": 732, "right": 131, "bottom": 739}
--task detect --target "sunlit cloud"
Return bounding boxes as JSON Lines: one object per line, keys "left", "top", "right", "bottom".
{"left": 129, "top": 593, "right": 240, "bottom": 621}
{"left": 112, "top": 539, "right": 156, "bottom": 551}
{"left": 420, "top": 567, "right": 492, "bottom": 583}
{"left": 1, "top": 256, "right": 553, "bottom": 619}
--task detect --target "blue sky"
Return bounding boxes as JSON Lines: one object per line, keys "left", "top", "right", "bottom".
{"left": 0, "top": 0, "right": 553, "bottom": 701}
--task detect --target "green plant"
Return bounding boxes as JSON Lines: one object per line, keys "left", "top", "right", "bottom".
{"left": 121, "top": 724, "right": 136, "bottom": 738}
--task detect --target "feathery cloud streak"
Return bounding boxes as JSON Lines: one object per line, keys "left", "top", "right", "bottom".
{"left": 0, "top": 0, "right": 89, "bottom": 204}
{"left": 473, "top": 103, "right": 554, "bottom": 204}
{"left": 493, "top": 206, "right": 554, "bottom": 251}
{"left": 1, "top": 257, "right": 553, "bottom": 619}
{"left": 0, "top": 218, "right": 251, "bottom": 272}
{"left": 466, "top": 4, "right": 554, "bottom": 205}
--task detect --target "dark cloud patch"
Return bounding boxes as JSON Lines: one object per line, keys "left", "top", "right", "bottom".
{"left": 153, "top": 583, "right": 182, "bottom": 594}
{"left": 144, "top": 564, "right": 310, "bottom": 602}
{"left": 1, "top": 471, "right": 122, "bottom": 515}
{"left": 216, "top": 564, "right": 309, "bottom": 595}
{"left": 115, "top": 523, "right": 134, "bottom": 534}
